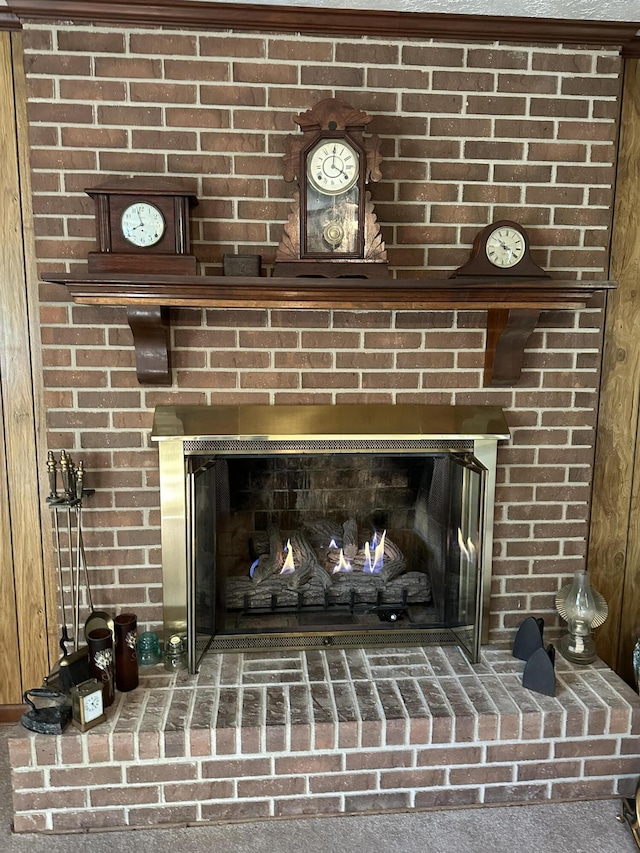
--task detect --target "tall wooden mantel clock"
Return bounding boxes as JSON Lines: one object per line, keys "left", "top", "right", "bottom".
{"left": 274, "top": 98, "right": 388, "bottom": 278}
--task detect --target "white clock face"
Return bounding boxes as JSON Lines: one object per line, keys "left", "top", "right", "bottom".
{"left": 83, "top": 690, "right": 104, "bottom": 722}
{"left": 307, "top": 139, "right": 359, "bottom": 196}
{"left": 485, "top": 226, "right": 526, "bottom": 269}
{"left": 121, "top": 202, "right": 165, "bottom": 248}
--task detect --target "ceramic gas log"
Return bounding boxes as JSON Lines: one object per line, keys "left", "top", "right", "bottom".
{"left": 226, "top": 517, "right": 432, "bottom": 618}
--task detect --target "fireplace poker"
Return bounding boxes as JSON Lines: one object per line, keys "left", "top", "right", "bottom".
{"left": 74, "top": 503, "right": 83, "bottom": 653}
{"left": 52, "top": 506, "right": 73, "bottom": 655}
{"left": 48, "top": 451, "right": 75, "bottom": 654}
{"left": 59, "top": 451, "right": 78, "bottom": 648}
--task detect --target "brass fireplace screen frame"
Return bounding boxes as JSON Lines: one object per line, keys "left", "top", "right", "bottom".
{"left": 151, "top": 404, "right": 510, "bottom": 670}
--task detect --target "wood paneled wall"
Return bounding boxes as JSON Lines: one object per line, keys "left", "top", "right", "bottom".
{"left": 0, "top": 30, "right": 56, "bottom": 706}
{"left": 588, "top": 59, "right": 640, "bottom": 686}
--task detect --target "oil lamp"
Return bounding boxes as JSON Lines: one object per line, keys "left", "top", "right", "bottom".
{"left": 555, "top": 570, "right": 608, "bottom": 664}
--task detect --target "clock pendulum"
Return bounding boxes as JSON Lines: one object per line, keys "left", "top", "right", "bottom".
{"left": 322, "top": 194, "right": 346, "bottom": 250}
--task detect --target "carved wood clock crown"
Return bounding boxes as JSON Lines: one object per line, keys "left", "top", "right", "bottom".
{"left": 274, "top": 98, "right": 389, "bottom": 278}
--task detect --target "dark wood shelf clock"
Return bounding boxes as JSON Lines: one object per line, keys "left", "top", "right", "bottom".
{"left": 450, "top": 220, "right": 552, "bottom": 386}
{"left": 274, "top": 98, "right": 388, "bottom": 278}
{"left": 85, "top": 176, "right": 198, "bottom": 275}
{"left": 84, "top": 177, "right": 199, "bottom": 386}
{"left": 451, "top": 220, "right": 551, "bottom": 280}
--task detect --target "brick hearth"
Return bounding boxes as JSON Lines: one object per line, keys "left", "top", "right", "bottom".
{"left": 9, "top": 647, "right": 640, "bottom": 833}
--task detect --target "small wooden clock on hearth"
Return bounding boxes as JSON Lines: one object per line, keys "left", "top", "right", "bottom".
{"left": 274, "top": 98, "right": 388, "bottom": 278}
{"left": 85, "top": 176, "right": 198, "bottom": 275}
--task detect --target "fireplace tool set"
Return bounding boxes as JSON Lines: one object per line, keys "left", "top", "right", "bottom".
{"left": 20, "top": 452, "right": 112, "bottom": 735}
{"left": 45, "top": 450, "right": 113, "bottom": 675}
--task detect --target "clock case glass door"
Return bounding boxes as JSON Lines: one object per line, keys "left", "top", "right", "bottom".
{"left": 301, "top": 134, "right": 365, "bottom": 261}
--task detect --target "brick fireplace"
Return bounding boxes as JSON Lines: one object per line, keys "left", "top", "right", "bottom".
{"left": 11, "top": 14, "right": 637, "bottom": 835}
{"left": 28, "top": 21, "right": 618, "bottom": 645}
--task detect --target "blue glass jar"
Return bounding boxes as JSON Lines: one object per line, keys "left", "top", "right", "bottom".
{"left": 137, "top": 631, "right": 162, "bottom": 667}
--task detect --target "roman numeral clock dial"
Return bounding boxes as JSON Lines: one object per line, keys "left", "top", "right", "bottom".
{"left": 485, "top": 226, "right": 525, "bottom": 269}
{"left": 307, "top": 141, "right": 359, "bottom": 195}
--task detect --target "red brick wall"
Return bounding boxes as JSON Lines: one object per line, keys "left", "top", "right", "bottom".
{"left": 22, "top": 22, "right": 621, "bottom": 643}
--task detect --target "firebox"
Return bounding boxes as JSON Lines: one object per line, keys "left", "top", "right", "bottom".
{"left": 152, "top": 404, "right": 510, "bottom": 671}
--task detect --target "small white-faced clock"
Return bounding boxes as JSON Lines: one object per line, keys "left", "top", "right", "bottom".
{"left": 120, "top": 201, "right": 166, "bottom": 248}
{"left": 85, "top": 177, "right": 198, "bottom": 275}
{"left": 70, "top": 678, "right": 106, "bottom": 732}
{"left": 450, "top": 220, "right": 551, "bottom": 280}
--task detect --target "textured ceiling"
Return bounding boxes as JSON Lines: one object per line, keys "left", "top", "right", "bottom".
{"left": 1, "top": 0, "right": 638, "bottom": 23}
{"left": 210, "top": 0, "right": 640, "bottom": 23}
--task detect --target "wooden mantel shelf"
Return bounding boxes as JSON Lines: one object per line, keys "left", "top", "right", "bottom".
{"left": 44, "top": 271, "right": 616, "bottom": 387}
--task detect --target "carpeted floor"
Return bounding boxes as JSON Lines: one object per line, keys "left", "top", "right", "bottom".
{"left": 1, "top": 724, "right": 636, "bottom": 852}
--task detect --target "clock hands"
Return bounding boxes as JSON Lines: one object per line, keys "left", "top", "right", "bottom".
{"left": 308, "top": 139, "right": 359, "bottom": 195}
{"left": 322, "top": 146, "right": 350, "bottom": 181}
{"left": 496, "top": 239, "right": 514, "bottom": 263}
{"left": 121, "top": 201, "right": 165, "bottom": 247}
{"left": 127, "top": 209, "right": 149, "bottom": 233}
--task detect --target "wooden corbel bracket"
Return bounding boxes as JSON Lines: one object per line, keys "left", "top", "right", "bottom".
{"left": 126, "top": 305, "right": 171, "bottom": 385}
{"left": 485, "top": 307, "right": 542, "bottom": 386}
